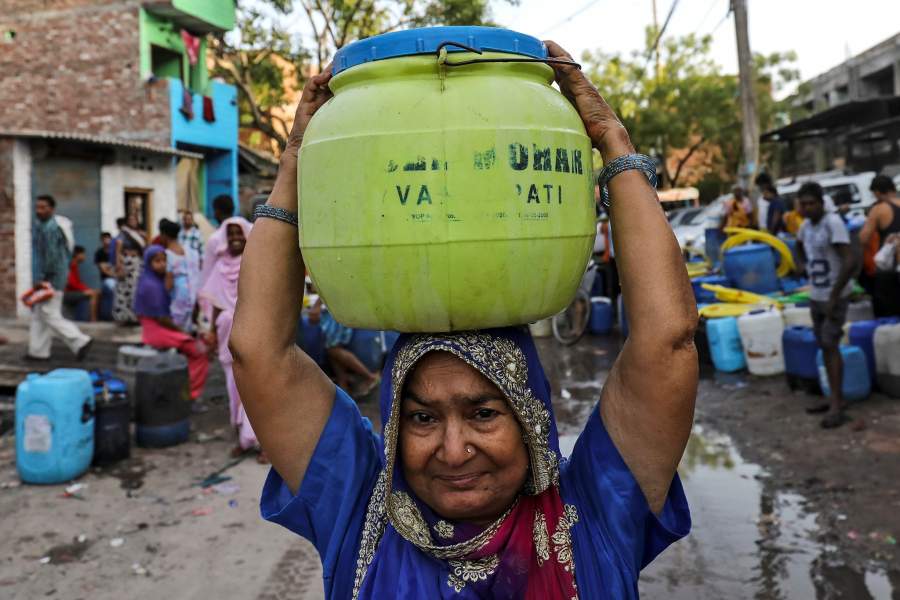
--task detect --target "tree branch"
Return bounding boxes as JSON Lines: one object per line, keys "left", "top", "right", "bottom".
{"left": 671, "top": 136, "right": 706, "bottom": 188}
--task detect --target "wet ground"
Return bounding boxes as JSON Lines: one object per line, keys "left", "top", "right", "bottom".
{"left": 537, "top": 334, "right": 900, "bottom": 600}
{"left": 1, "top": 320, "right": 898, "bottom": 598}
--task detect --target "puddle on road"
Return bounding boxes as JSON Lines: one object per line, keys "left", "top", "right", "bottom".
{"left": 562, "top": 426, "right": 896, "bottom": 599}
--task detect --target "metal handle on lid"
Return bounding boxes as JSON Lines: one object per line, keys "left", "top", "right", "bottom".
{"left": 435, "top": 40, "right": 582, "bottom": 70}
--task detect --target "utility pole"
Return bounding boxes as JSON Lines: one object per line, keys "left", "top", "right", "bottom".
{"left": 652, "top": 0, "right": 660, "bottom": 77}
{"left": 732, "top": 0, "right": 759, "bottom": 192}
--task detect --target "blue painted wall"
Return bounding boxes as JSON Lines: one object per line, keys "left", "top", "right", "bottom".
{"left": 168, "top": 77, "right": 239, "bottom": 215}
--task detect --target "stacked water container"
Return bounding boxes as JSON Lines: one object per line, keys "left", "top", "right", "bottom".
{"left": 706, "top": 317, "right": 746, "bottom": 373}
{"left": 782, "top": 326, "right": 820, "bottom": 393}
{"left": 874, "top": 323, "right": 900, "bottom": 398}
{"left": 817, "top": 347, "right": 870, "bottom": 402}
{"left": 16, "top": 369, "right": 94, "bottom": 484}
{"left": 589, "top": 297, "right": 613, "bottom": 335}
{"left": 737, "top": 309, "right": 785, "bottom": 375}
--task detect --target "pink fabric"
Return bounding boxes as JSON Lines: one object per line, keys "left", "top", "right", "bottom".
{"left": 140, "top": 317, "right": 209, "bottom": 400}
{"left": 465, "top": 487, "right": 578, "bottom": 600}
{"left": 199, "top": 217, "right": 258, "bottom": 449}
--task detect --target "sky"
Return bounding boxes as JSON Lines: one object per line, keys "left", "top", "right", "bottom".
{"left": 492, "top": 0, "right": 900, "bottom": 91}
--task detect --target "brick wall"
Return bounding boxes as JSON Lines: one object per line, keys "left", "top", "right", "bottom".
{"left": 0, "top": 140, "right": 17, "bottom": 317}
{"left": 0, "top": 0, "right": 172, "bottom": 146}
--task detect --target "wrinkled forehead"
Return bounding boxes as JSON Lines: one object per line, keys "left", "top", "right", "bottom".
{"left": 401, "top": 350, "right": 505, "bottom": 403}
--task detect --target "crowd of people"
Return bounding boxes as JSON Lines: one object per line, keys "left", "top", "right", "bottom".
{"left": 701, "top": 174, "right": 900, "bottom": 429}
{"left": 26, "top": 193, "right": 265, "bottom": 460}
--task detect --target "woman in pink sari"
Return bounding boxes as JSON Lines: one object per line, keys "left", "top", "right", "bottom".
{"left": 199, "top": 217, "right": 265, "bottom": 461}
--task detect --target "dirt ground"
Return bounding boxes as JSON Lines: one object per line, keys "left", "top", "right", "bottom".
{"left": 1, "top": 319, "right": 899, "bottom": 598}
{"left": 694, "top": 365, "right": 900, "bottom": 579}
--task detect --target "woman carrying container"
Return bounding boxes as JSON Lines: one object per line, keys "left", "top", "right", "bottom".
{"left": 134, "top": 245, "right": 210, "bottom": 405}
{"left": 231, "top": 39, "right": 697, "bottom": 599}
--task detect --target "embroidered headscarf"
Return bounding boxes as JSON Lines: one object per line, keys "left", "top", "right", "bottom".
{"left": 132, "top": 245, "right": 171, "bottom": 318}
{"left": 353, "top": 327, "right": 580, "bottom": 599}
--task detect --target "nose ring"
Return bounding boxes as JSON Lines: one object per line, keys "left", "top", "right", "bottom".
{"left": 466, "top": 446, "right": 473, "bottom": 454}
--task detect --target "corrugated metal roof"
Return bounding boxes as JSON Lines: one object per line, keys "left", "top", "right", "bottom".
{"left": 0, "top": 129, "right": 204, "bottom": 160}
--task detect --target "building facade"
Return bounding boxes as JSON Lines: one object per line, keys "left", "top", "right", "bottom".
{"left": 0, "top": 0, "right": 238, "bottom": 317}
{"left": 763, "top": 33, "right": 900, "bottom": 177}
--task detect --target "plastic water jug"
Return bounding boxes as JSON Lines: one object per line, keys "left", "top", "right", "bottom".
{"left": 848, "top": 318, "right": 900, "bottom": 386}
{"left": 706, "top": 317, "right": 746, "bottom": 373}
{"left": 135, "top": 353, "right": 190, "bottom": 448}
{"left": 528, "top": 319, "right": 552, "bottom": 338}
{"left": 737, "top": 309, "right": 785, "bottom": 375}
{"left": 873, "top": 323, "right": 900, "bottom": 398}
{"left": 782, "top": 326, "right": 820, "bottom": 392}
{"left": 116, "top": 345, "right": 159, "bottom": 416}
{"left": 782, "top": 304, "right": 813, "bottom": 328}
{"left": 93, "top": 378, "right": 131, "bottom": 466}
{"left": 300, "top": 27, "right": 595, "bottom": 332}
{"left": 16, "top": 369, "right": 94, "bottom": 484}
{"left": 723, "top": 243, "right": 780, "bottom": 294}
{"left": 691, "top": 275, "right": 729, "bottom": 304}
{"left": 846, "top": 298, "right": 874, "bottom": 323}
{"left": 816, "top": 346, "right": 870, "bottom": 402}
{"left": 589, "top": 297, "right": 613, "bottom": 335}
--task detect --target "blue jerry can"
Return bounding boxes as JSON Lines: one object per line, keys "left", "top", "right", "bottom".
{"left": 16, "top": 369, "right": 94, "bottom": 484}
{"left": 816, "top": 346, "right": 871, "bottom": 403}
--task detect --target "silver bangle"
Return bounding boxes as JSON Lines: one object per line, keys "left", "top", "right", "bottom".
{"left": 597, "top": 153, "right": 658, "bottom": 208}
{"left": 253, "top": 204, "right": 298, "bottom": 227}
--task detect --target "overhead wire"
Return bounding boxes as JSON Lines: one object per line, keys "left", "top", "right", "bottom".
{"left": 539, "top": 0, "right": 606, "bottom": 36}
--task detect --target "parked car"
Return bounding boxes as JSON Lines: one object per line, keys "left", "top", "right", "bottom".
{"left": 675, "top": 196, "right": 728, "bottom": 256}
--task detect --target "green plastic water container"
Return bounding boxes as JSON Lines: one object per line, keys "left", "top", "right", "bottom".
{"left": 299, "top": 26, "right": 595, "bottom": 332}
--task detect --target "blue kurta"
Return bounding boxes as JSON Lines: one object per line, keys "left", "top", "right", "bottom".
{"left": 261, "top": 388, "right": 690, "bottom": 599}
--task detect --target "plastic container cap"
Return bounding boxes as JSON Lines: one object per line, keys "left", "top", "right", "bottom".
{"left": 106, "top": 379, "right": 127, "bottom": 394}
{"left": 333, "top": 26, "right": 547, "bottom": 74}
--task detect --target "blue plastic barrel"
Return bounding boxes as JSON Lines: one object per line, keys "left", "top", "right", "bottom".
{"left": 723, "top": 243, "right": 780, "bottom": 294}
{"left": 136, "top": 420, "right": 190, "bottom": 448}
{"left": 848, "top": 317, "right": 900, "bottom": 385}
{"left": 691, "top": 275, "right": 730, "bottom": 304}
{"left": 706, "top": 317, "right": 746, "bottom": 373}
{"left": 783, "top": 326, "right": 819, "bottom": 379}
{"left": 296, "top": 315, "right": 326, "bottom": 367}
{"left": 16, "top": 369, "right": 94, "bottom": 484}
{"left": 589, "top": 297, "right": 613, "bottom": 335}
{"left": 816, "top": 346, "right": 871, "bottom": 402}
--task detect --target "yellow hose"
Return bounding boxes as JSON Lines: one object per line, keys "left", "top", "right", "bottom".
{"left": 700, "top": 283, "right": 780, "bottom": 306}
{"left": 721, "top": 227, "right": 796, "bottom": 277}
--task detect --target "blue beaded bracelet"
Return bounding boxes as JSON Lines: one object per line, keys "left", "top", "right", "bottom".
{"left": 253, "top": 204, "right": 298, "bottom": 227}
{"left": 597, "top": 153, "right": 658, "bottom": 208}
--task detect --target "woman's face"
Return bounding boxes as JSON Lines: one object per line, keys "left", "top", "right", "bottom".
{"left": 399, "top": 352, "right": 529, "bottom": 526}
{"left": 150, "top": 252, "right": 167, "bottom": 275}
{"left": 226, "top": 224, "right": 246, "bottom": 256}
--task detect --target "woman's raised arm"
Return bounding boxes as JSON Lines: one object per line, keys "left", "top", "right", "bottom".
{"left": 230, "top": 69, "right": 336, "bottom": 495}
{"left": 547, "top": 41, "right": 698, "bottom": 514}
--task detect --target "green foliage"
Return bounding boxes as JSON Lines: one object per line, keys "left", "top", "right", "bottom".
{"left": 582, "top": 29, "right": 799, "bottom": 188}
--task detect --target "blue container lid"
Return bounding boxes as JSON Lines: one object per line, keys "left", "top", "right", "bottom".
{"left": 106, "top": 379, "right": 127, "bottom": 394}
{"left": 333, "top": 26, "right": 546, "bottom": 75}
